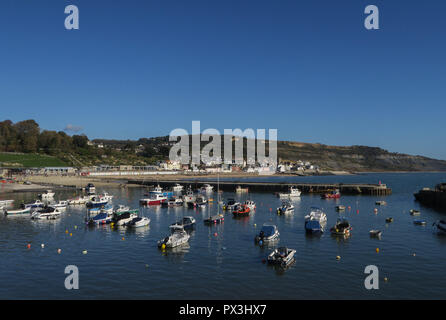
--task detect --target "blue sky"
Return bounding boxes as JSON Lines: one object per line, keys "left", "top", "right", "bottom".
{"left": 1, "top": 0, "right": 445, "bottom": 159}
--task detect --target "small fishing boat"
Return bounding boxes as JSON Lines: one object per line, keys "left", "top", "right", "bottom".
{"left": 182, "top": 186, "right": 196, "bottom": 203}
{"left": 336, "top": 205, "right": 346, "bottom": 211}
{"left": 126, "top": 216, "right": 150, "bottom": 228}
{"left": 200, "top": 184, "right": 214, "bottom": 193}
{"left": 170, "top": 216, "right": 196, "bottom": 230}
{"left": 86, "top": 211, "right": 113, "bottom": 225}
{"left": 330, "top": 218, "right": 352, "bottom": 236}
{"left": 25, "top": 200, "right": 45, "bottom": 209}
{"left": 255, "top": 224, "right": 279, "bottom": 243}
{"left": 304, "top": 207, "right": 327, "bottom": 234}
{"left": 68, "top": 195, "right": 90, "bottom": 205}
{"left": 38, "top": 190, "right": 55, "bottom": 200}
{"left": 204, "top": 214, "right": 225, "bottom": 224}
{"left": 410, "top": 209, "right": 420, "bottom": 216}
{"left": 195, "top": 196, "right": 207, "bottom": 208}
{"left": 158, "top": 225, "right": 190, "bottom": 248}
{"left": 375, "top": 200, "right": 387, "bottom": 205}
{"left": 52, "top": 200, "right": 68, "bottom": 211}
{"left": 98, "top": 192, "right": 114, "bottom": 202}
{"left": 162, "top": 197, "right": 184, "bottom": 207}
{"left": 413, "top": 220, "right": 427, "bottom": 226}
{"left": 172, "top": 183, "right": 184, "bottom": 192}
{"left": 433, "top": 220, "right": 446, "bottom": 234}
{"left": 113, "top": 210, "right": 139, "bottom": 226}
{"left": 369, "top": 230, "right": 382, "bottom": 237}
{"left": 386, "top": 217, "right": 394, "bottom": 223}
{"left": 87, "top": 196, "right": 109, "bottom": 208}
{"left": 277, "top": 201, "right": 294, "bottom": 215}
{"left": 4, "top": 205, "right": 31, "bottom": 216}
{"left": 31, "top": 206, "right": 61, "bottom": 220}
{"left": 149, "top": 185, "right": 173, "bottom": 198}
{"left": 236, "top": 186, "right": 249, "bottom": 193}
{"left": 140, "top": 193, "right": 167, "bottom": 205}
{"left": 322, "top": 189, "right": 341, "bottom": 199}
{"left": 86, "top": 183, "right": 96, "bottom": 194}
{"left": 114, "top": 204, "right": 130, "bottom": 214}
{"left": 244, "top": 200, "right": 256, "bottom": 211}
{"left": 278, "top": 186, "right": 301, "bottom": 198}
{"left": 267, "top": 247, "right": 296, "bottom": 267}
{"left": 233, "top": 204, "right": 251, "bottom": 217}
{"left": 222, "top": 199, "right": 240, "bottom": 211}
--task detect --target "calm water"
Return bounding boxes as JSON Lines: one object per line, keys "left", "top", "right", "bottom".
{"left": 1, "top": 173, "right": 446, "bottom": 300}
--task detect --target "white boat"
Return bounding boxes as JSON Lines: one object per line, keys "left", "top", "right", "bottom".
{"left": 278, "top": 186, "right": 301, "bottom": 198}
{"left": 113, "top": 209, "right": 139, "bottom": 226}
{"left": 158, "top": 225, "right": 190, "bottom": 248}
{"left": 25, "top": 200, "right": 45, "bottom": 209}
{"left": 183, "top": 186, "right": 196, "bottom": 203}
{"left": 114, "top": 204, "right": 130, "bottom": 213}
{"left": 127, "top": 216, "right": 150, "bottom": 228}
{"left": 244, "top": 200, "right": 256, "bottom": 211}
{"left": 99, "top": 192, "right": 114, "bottom": 202}
{"left": 38, "top": 190, "right": 55, "bottom": 200}
{"left": 68, "top": 195, "right": 90, "bottom": 205}
{"left": 267, "top": 247, "right": 296, "bottom": 267}
{"left": 172, "top": 183, "right": 184, "bottom": 192}
{"left": 255, "top": 224, "right": 279, "bottom": 243}
{"left": 200, "top": 184, "right": 214, "bottom": 193}
{"left": 52, "top": 200, "right": 69, "bottom": 211}
{"left": 4, "top": 206, "right": 31, "bottom": 216}
{"left": 277, "top": 201, "right": 294, "bottom": 215}
{"left": 305, "top": 207, "right": 327, "bottom": 223}
{"left": 31, "top": 207, "right": 61, "bottom": 220}
{"left": 0, "top": 200, "right": 14, "bottom": 208}
{"left": 170, "top": 216, "right": 196, "bottom": 230}
{"left": 304, "top": 207, "right": 327, "bottom": 233}
{"left": 222, "top": 198, "right": 240, "bottom": 211}
{"left": 140, "top": 193, "right": 168, "bottom": 205}
{"left": 410, "top": 209, "right": 421, "bottom": 216}
{"left": 236, "top": 186, "right": 249, "bottom": 193}
{"left": 86, "top": 183, "right": 96, "bottom": 195}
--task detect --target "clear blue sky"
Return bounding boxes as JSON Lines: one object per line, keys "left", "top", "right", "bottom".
{"left": 1, "top": 0, "right": 445, "bottom": 159}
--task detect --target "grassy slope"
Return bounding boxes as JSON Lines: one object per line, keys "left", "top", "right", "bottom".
{"left": 0, "top": 153, "right": 67, "bottom": 167}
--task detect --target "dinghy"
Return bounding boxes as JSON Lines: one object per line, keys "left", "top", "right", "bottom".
{"left": 267, "top": 247, "right": 296, "bottom": 267}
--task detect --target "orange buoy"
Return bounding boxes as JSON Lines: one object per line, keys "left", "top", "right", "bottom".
{"left": 26, "top": 243, "right": 31, "bottom": 249}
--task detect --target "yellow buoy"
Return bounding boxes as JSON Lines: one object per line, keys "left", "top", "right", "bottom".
{"left": 336, "top": 256, "right": 341, "bottom": 260}
{"left": 376, "top": 248, "right": 380, "bottom": 253}
{"left": 122, "top": 237, "right": 125, "bottom": 241}
{"left": 65, "top": 230, "right": 68, "bottom": 234}
{"left": 70, "top": 233, "right": 72, "bottom": 237}
{"left": 161, "top": 244, "right": 166, "bottom": 249}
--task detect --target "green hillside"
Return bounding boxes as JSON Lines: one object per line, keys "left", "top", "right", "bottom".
{"left": 0, "top": 153, "right": 67, "bottom": 168}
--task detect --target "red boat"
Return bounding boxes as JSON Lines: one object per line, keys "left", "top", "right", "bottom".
{"left": 321, "top": 189, "right": 341, "bottom": 199}
{"left": 139, "top": 194, "right": 167, "bottom": 205}
{"left": 232, "top": 205, "right": 251, "bottom": 217}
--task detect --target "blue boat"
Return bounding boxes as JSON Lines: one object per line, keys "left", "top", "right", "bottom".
{"left": 86, "top": 197, "right": 109, "bottom": 208}
{"left": 304, "top": 207, "right": 327, "bottom": 234}
{"left": 86, "top": 211, "right": 113, "bottom": 225}
{"left": 305, "top": 220, "right": 324, "bottom": 234}
{"left": 414, "top": 220, "right": 427, "bottom": 226}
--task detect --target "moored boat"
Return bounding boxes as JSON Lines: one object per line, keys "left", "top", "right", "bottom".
{"left": 369, "top": 229, "right": 382, "bottom": 237}
{"left": 322, "top": 189, "right": 341, "bottom": 199}
{"left": 204, "top": 214, "right": 225, "bottom": 224}
{"left": 232, "top": 204, "right": 251, "bottom": 217}
{"left": 31, "top": 206, "right": 61, "bottom": 220}
{"left": 410, "top": 209, "right": 420, "bottom": 216}
{"left": 158, "top": 225, "right": 190, "bottom": 248}
{"left": 255, "top": 224, "right": 279, "bottom": 243}
{"left": 113, "top": 209, "right": 139, "bottom": 226}
{"left": 38, "top": 190, "right": 55, "bottom": 200}
{"left": 244, "top": 200, "right": 256, "bottom": 211}
{"left": 278, "top": 186, "right": 301, "bottom": 198}
{"left": 140, "top": 193, "right": 167, "bottom": 205}
{"left": 172, "top": 183, "right": 184, "bottom": 192}
{"left": 236, "top": 185, "right": 249, "bottom": 193}
{"left": 4, "top": 205, "right": 31, "bottom": 216}
{"left": 375, "top": 200, "right": 387, "bottom": 205}
{"left": 276, "top": 201, "right": 294, "bottom": 215}
{"left": 126, "top": 216, "right": 151, "bottom": 228}
{"left": 336, "top": 205, "right": 346, "bottom": 211}
{"left": 267, "top": 247, "right": 296, "bottom": 267}
{"left": 330, "top": 218, "right": 352, "bottom": 236}
{"left": 222, "top": 198, "right": 240, "bottom": 211}
{"left": 170, "top": 216, "right": 196, "bottom": 230}
{"left": 414, "top": 220, "right": 427, "bottom": 226}
{"left": 304, "top": 207, "right": 327, "bottom": 234}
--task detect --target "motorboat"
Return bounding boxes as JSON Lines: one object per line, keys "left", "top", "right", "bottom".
{"left": 0, "top": 200, "right": 14, "bottom": 208}
{"left": 126, "top": 216, "right": 151, "bottom": 228}
{"left": 236, "top": 186, "right": 249, "bottom": 193}
{"left": 149, "top": 185, "right": 173, "bottom": 198}
{"left": 68, "top": 195, "right": 90, "bottom": 205}
{"left": 38, "top": 190, "right": 55, "bottom": 200}
{"left": 31, "top": 206, "right": 61, "bottom": 220}
{"left": 369, "top": 230, "right": 382, "bottom": 237}
{"left": 86, "top": 183, "right": 96, "bottom": 195}
{"left": 140, "top": 193, "right": 167, "bottom": 205}
{"left": 267, "top": 247, "right": 296, "bottom": 267}
{"left": 386, "top": 217, "right": 394, "bottom": 223}
{"left": 162, "top": 197, "right": 184, "bottom": 207}
{"left": 222, "top": 199, "right": 240, "bottom": 211}
{"left": 113, "top": 209, "right": 139, "bottom": 226}
{"left": 4, "top": 205, "right": 31, "bottom": 216}
{"left": 330, "top": 218, "right": 352, "bottom": 236}
{"left": 414, "top": 220, "right": 426, "bottom": 226}
{"left": 98, "top": 192, "right": 114, "bottom": 202}
{"left": 278, "top": 186, "right": 301, "bottom": 198}
{"left": 195, "top": 196, "right": 207, "bottom": 208}
{"left": 204, "top": 214, "right": 225, "bottom": 224}
{"left": 158, "top": 225, "right": 190, "bottom": 248}
{"left": 182, "top": 186, "right": 196, "bottom": 203}
{"left": 375, "top": 200, "right": 387, "bottom": 205}
{"left": 86, "top": 211, "right": 113, "bottom": 225}
{"left": 87, "top": 196, "right": 109, "bottom": 208}
{"left": 51, "top": 200, "right": 68, "bottom": 211}
{"left": 114, "top": 204, "right": 130, "bottom": 214}
{"left": 170, "top": 216, "right": 196, "bottom": 230}
{"left": 25, "top": 200, "right": 45, "bottom": 209}
{"left": 276, "top": 201, "right": 294, "bottom": 215}
{"left": 322, "top": 189, "right": 341, "bottom": 199}
{"left": 89, "top": 204, "right": 114, "bottom": 216}
{"left": 433, "top": 220, "right": 446, "bottom": 234}
{"left": 200, "top": 184, "right": 214, "bottom": 193}
{"left": 255, "top": 224, "right": 279, "bottom": 243}
{"left": 172, "top": 183, "right": 184, "bottom": 192}
{"left": 304, "top": 207, "right": 327, "bottom": 233}
{"left": 410, "top": 209, "right": 421, "bottom": 216}
{"left": 244, "top": 200, "right": 256, "bottom": 211}
{"left": 336, "top": 205, "right": 346, "bottom": 211}
{"left": 232, "top": 204, "right": 251, "bottom": 217}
